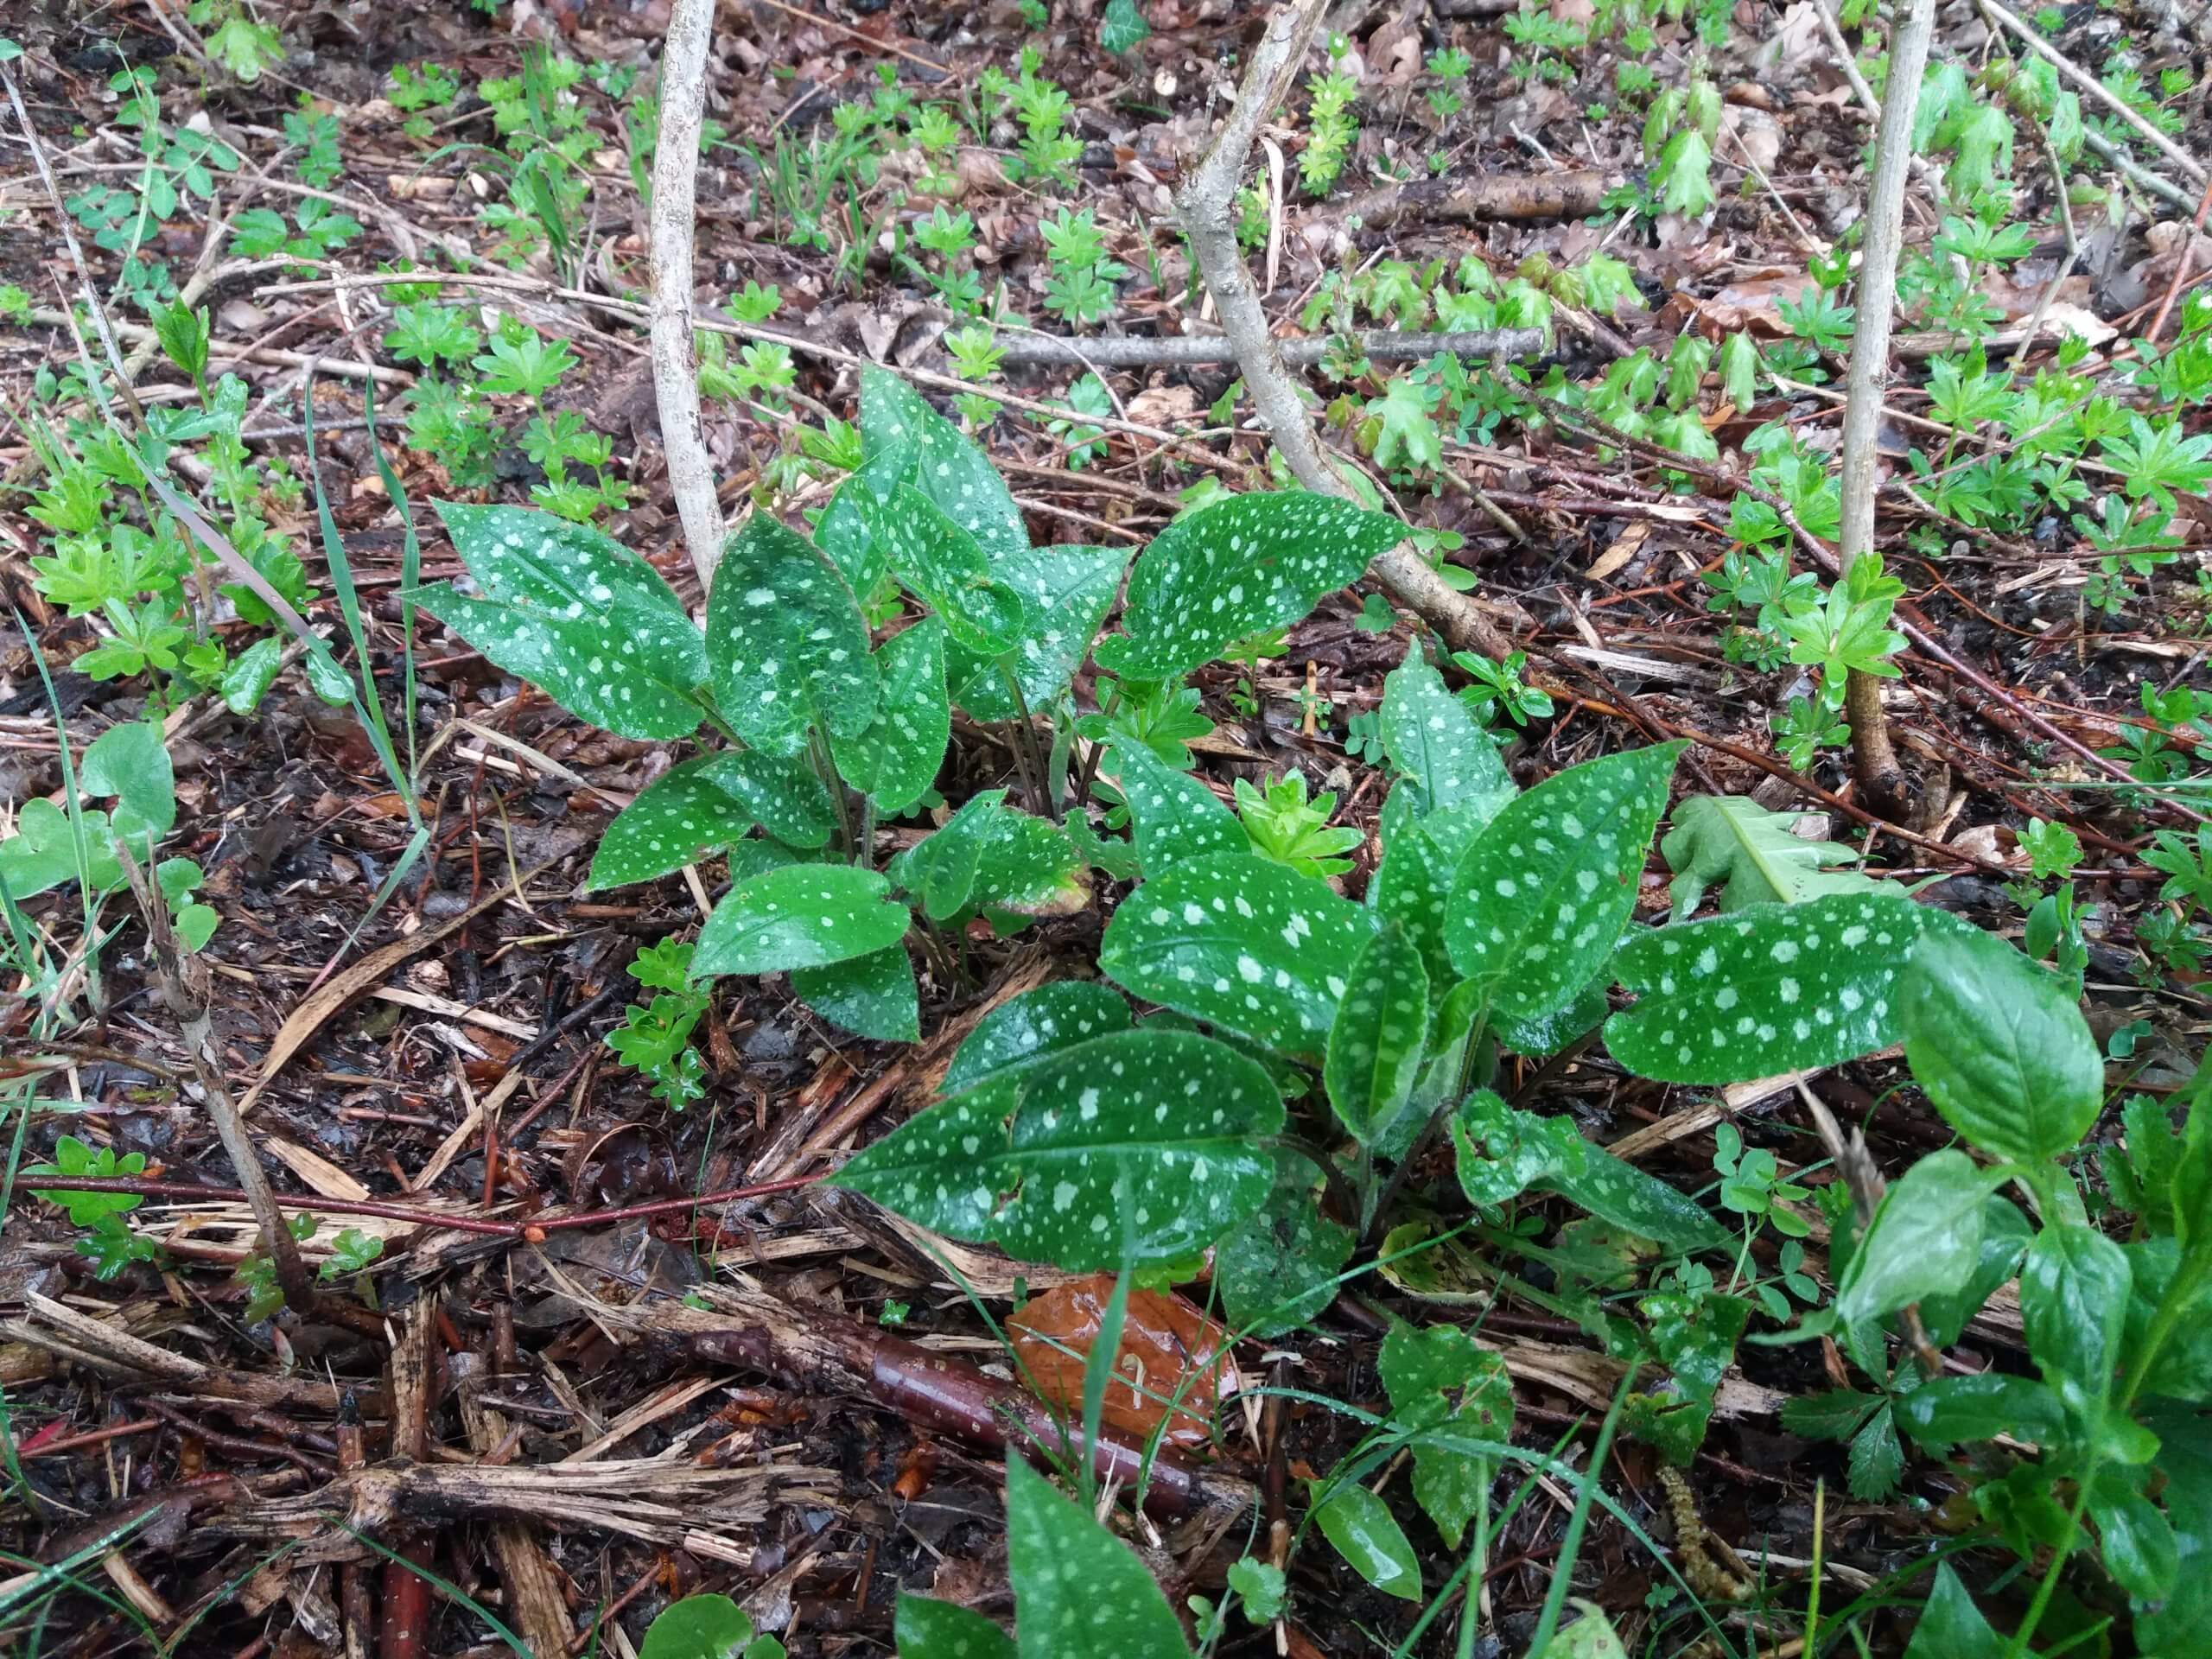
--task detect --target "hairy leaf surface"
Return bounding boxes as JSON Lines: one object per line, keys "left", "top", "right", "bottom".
{"left": 941, "top": 982, "right": 1135, "bottom": 1096}
{"left": 859, "top": 367, "right": 1028, "bottom": 568}
{"left": 1380, "top": 645, "right": 1515, "bottom": 826}
{"left": 1110, "top": 736, "right": 1244, "bottom": 871}
{"left": 588, "top": 755, "right": 757, "bottom": 890}
{"left": 793, "top": 944, "right": 920, "bottom": 1043}
{"left": 862, "top": 484, "right": 1027, "bottom": 656}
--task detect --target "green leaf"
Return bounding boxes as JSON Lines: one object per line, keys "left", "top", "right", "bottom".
{"left": 1607, "top": 893, "right": 1978, "bottom": 1084}
{"left": 1379, "top": 646, "right": 1516, "bottom": 827}
{"left": 416, "top": 502, "right": 706, "bottom": 741}
{"left": 816, "top": 474, "right": 892, "bottom": 597}
{"left": 1108, "top": 736, "right": 1245, "bottom": 872}
{"left": 1371, "top": 816, "right": 1462, "bottom": 1007}
{"left": 1535, "top": 1605, "right": 1630, "bottom": 1659}
{"left": 219, "top": 634, "right": 284, "bottom": 715}
{"left": 1325, "top": 922, "right": 1430, "bottom": 1144}
{"left": 1899, "top": 926, "right": 2102, "bottom": 1165}
{"left": 830, "top": 618, "right": 950, "bottom": 814}
{"left": 1901, "top": 1564, "right": 2005, "bottom": 1659}
{"left": 1098, "top": 850, "right": 1382, "bottom": 1062}
{"left": 0, "top": 800, "right": 119, "bottom": 899}
{"left": 832, "top": 1028, "right": 1281, "bottom": 1268}
{"left": 794, "top": 944, "right": 919, "bottom": 1042}
{"left": 1916, "top": 1195, "right": 2032, "bottom": 1349}
{"left": 1217, "top": 1150, "right": 1356, "bottom": 1338}
{"left": 692, "top": 865, "right": 910, "bottom": 977}
{"left": 893, "top": 1594, "right": 1015, "bottom": 1659}
{"left": 1451, "top": 1090, "right": 1730, "bottom": 1254}
{"left": 1367, "top": 375, "right": 1444, "bottom": 471}
{"left": 1101, "top": 0, "right": 1152, "bottom": 54}
{"left": 946, "top": 543, "right": 1129, "bottom": 721}
{"left": 1660, "top": 794, "right": 1872, "bottom": 916}
{"left": 859, "top": 367, "right": 1027, "bottom": 569}
{"left": 639, "top": 1592, "right": 767, "bottom": 1659}
{"left": 708, "top": 749, "right": 838, "bottom": 849}
{"left": 706, "top": 512, "right": 876, "bottom": 759}
{"left": 1492, "top": 972, "right": 1608, "bottom": 1057}
{"left": 892, "top": 797, "right": 1086, "bottom": 924}
{"left": 1446, "top": 741, "right": 1683, "bottom": 1027}
{"left": 29, "top": 1135, "right": 147, "bottom": 1224}
{"left": 1894, "top": 1372, "right": 2066, "bottom": 1450}
{"left": 1379, "top": 1322, "right": 1513, "bottom": 1548}
{"left": 1225, "top": 1559, "right": 1286, "bottom": 1622}
{"left": 1310, "top": 1478, "right": 1421, "bottom": 1602}
{"left": 1092, "top": 492, "right": 1406, "bottom": 680}
{"left": 2020, "top": 1221, "right": 2130, "bottom": 1402}
{"left": 862, "top": 483, "right": 1027, "bottom": 656}
{"left": 80, "top": 721, "right": 176, "bottom": 844}
{"left": 1719, "top": 331, "right": 1758, "bottom": 410}
{"left": 1834, "top": 1150, "right": 2005, "bottom": 1330}
{"left": 2089, "top": 1470, "right": 2178, "bottom": 1603}
{"left": 941, "top": 982, "right": 1135, "bottom": 1096}
{"left": 1004, "top": 1458, "right": 1190, "bottom": 1657}
{"left": 588, "top": 759, "right": 755, "bottom": 891}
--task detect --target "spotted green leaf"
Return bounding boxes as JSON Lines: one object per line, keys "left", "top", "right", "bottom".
{"left": 814, "top": 474, "right": 892, "bottom": 598}
{"left": 941, "top": 982, "right": 1134, "bottom": 1096}
{"left": 893, "top": 1595, "right": 1014, "bottom": 1659}
{"left": 1446, "top": 741, "right": 1683, "bottom": 1027}
{"left": 1371, "top": 817, "right": 1461, "bottom": 1008}
{"left": 692, "top": 864, "right": 910, "bottom": 978}
{"left": 832, "top": 1027, "right": 1281, "bottom": 1268}
{"left": 1092, "top": 492, "right": 1406, "bottom": 680}
{"left": 1452, "top": 1090, "right": 1728, "bottom": 1253}
{"left": 1325, "top": 923, "right": 1431, "bottom": 1145}
{"left": 890, "top": 794, "right": 1084, "bottom": 924}
{"left": 794, "top": 944, "right": 919, "bottom": 1043}
{"left": 1661, "top": 793, "right": 1873, "bottom": 917}
{"left": 1098, "top": 851, "right": 1382, "bottom": 1063}
{"left": 946, "top": 542, "right": 1130, "bottom": 721}
{"left": 1493, "top": 971, "right": 1609, "bottom": 1056}
{"left": 860, "top": 484, "right": 1027, "bottom": 656}
{"left": 1606, "top": 891, "right": 1978, "bottom": 1084}
{"left": 1003, "top": 1458, "right": 1191, "bottom": 1658}
{"left": 1217, "top": 1150, "right": 1356, "bottom": 1338}
{"left": 859, "top": 367, "right": 1027, "bottom": 568}
{"left": 588, "top": 755, "right": 758, "bottom": 890}
{"left": 1310, "top": 1478, "right": 1421, "bottom": 1602}
{"left": 1380, "top": 645, "right": 1516, "bottom": 826}
{"left": 415, "top": 502, "right": 707, "bottom": 741}
{"left": 1379, "top": 1322, "right": 1514, "bottom": 1548}
{"left": 712, "top": 749, "right": 838, "bottom": 849}
{"left": 829, "top": 618, "right": 950, "bottom": 814}
{"left": 1108, "top": 736, "right": 1243, "bottom": 872}
{"left": 705, "top": 512, "right": 876, "bottom": 759}
{"left": 1898, "top": 925, "right": 2102, "bottom": 1166}
{"left": 892, "top": 791, "right": 1006, "bottom": 921}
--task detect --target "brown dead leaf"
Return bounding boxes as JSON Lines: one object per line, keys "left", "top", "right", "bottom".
{"left": 1008, "top": 1274, "right": 1233, "bottom": 1451}
{"left": 1126, "top": 384, "right": 1201, "bottom": 428}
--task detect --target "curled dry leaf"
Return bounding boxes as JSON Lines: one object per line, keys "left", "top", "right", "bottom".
{"left": 1007, "top": 1272, "right": 1235, "bottom": 1451}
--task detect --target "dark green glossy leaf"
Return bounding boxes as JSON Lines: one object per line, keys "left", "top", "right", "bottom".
{"left": 947, "top": 542, "right": 1129, "bottom": 720}
{"left": 1217, "top": 1151, "right": 1355, "bottom": 1338}
{"left": 1379, "top": 645, "right": 1515, "bottom": 827}
{"left": 859, "top": 367, "right": 1027, "bottom": 568}
{"left": 1309, "top": 1478, "right": 1421, "bottom": 1602}
{"left": 1325, "top": 922, "right": 1430, "bottom": 1144}
{"left": 1916, "top": 1195, "right": 2031, "bottom": 1350}
{"left": 815, "top": 474, "right": 891, "bottom": 597}
{"left": 861, "top": 484, "right": 1026, "bottom": 656}
{"left": 1900, "top": 1564, "right": 2004, "bottom": 1659}
{"left": 1093, "top": 492, "right": 1405, "bottom": 680}
{"left": 1900, "top": 926, "right": 2103, "bottom": 1165}
{"left": 705, "top": 512, "right": 875, "bottom": 759}
{"left": 692, "top": 865, "right": 910, "bottom": 977}
{"left": 2138, "top": 1413, "right": 2212, "bottom": 1654}
{"left": 1894, "top": 1373, "right": 2066, "bottom": 1449}
{"left": 832, "top": 1028, "right": 1281, "bottom": 1269}
{"left": 794, "top": 944, "right": 919, "bottom": 1042}
{"left": 940, "top": 982, "right": 1134, "bottom": 1096}
{"left": 892, "top": 796, "right": 1085, "bottom": 924}
{"left": 588, "top": 755, "right": 757, "bottom": 890}
{"left": 2020, "top": 1221, "right": 2130, "bottom": 1402}
{"left": 830, "top": 618, "right": 950, "bottom": 814}
{"left": 892, "top": 790, "right": 1005, "bottom": 921}
{"left": 219, "top": 634, "right": 284, "bottom": 715}
{"left": 1108, "top": 735, "right": 1244, "bottom": 872}
{"left": 712, "top": 748, "right": 838, "bottom": 849}
{"left": 893, "top": 1594, "right": 1014, "bottom": 1659}
{"left": 2089, "top": 1471, "right": 2178, "bottom": 1603}
{"left": 1370, "top": 816, "right": 1461, "bottom": 1007}
{"left": 1446, "top": 742, "right": 1682, "bottom": 1027}
{"left": 1379, "top": 1322, "right": 1513, "bottom": 1548}
{"left": 1493, "top": 971, "right": 1608, "bottom": 1057}
{"left": 1834, "top": 1150, "right": 2005, "bottom": 1329}
{"left": 1004, "top": 1458, "right": 1190, "bottom": 1658}
{"left": 1098, "top": 851, "right": 1381, "bottom": 1062}
{"left": 1607, "top": 893, "right": 1979, "bottom": 1084}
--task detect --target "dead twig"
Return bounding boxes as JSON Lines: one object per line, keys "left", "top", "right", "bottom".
{"left": 994, "top": 326, "right": 1546, "bottom": 369}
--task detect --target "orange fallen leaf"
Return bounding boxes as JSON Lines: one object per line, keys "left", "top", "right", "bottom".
{"left": 1008, "top": 1274, "right": 1234, "bottom": 1452}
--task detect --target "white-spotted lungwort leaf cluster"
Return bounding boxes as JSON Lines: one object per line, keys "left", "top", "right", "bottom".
{"left": 410, "top": 368, "right": 2205, "bottom": 1653}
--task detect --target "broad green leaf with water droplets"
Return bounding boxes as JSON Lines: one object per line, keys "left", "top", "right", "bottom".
{"left": 940, "top": 982, "right": 1134, "bottom": 1096}
{"left": 1379, "top": 1321, "right": 1514, "bottom": 1548}
{"left": 1446, "top": 741, "right": 1683, "bottom": 1027}
{"left": 588, "top": 755, "right": 758, "bottom": 890}
{"left": 1834, "top": 1149, "right": 2004, "bottom": 1331}
{"left": 1092, "top": 492, "right": 1405, "bottom": 680}
{"left": 832, "top": 1027, "right": 1281, "bottom": 1269}
{"left": 1217, "top": 1150, "right": 1355, "bottom": 1338}
{"left": 829, "top": 618, "right": 950, "bottom": 814}
{"left": 1452, "top": 1090, "right": 1728, "bottom": 1253}
{"left": 692, "top": 864, "right": 910, "bottom": 978}
{"left": 1606, "top": 891, "right": 1977, "bottom": 1084}
{"left": 1898, "top": 925, "right": 2102, "bottom": 1166}
{"left": 1493, "top": 971, "right": 1609, "bottom": 1057}
{"left": 705, "top": 512, "right": 876, "bottom": 759}
{"left": 859, "top": 367, "right": 1028, "bottom": 568}
{"left": 1325, "top": 922, "right": 1431, "bottom": 1145}
{"left": 1380, "top": 645, "right": 1516, "bottom": 826}
{"left": 1003, "top": 1458, "right": 1191, "bottom": 1659}
{"left": 416, "top": 502, "right": 708, "bottom": 741}
{"left": 1661, "top": 794, "right": 1874, "bottom": 917}
{"left": 1099, "top": 851, "right": 1382, "bottom": 1062}
{"left": 793, "top": 944, "right": 919, "bottom": 1042}
{"left": 946, "top": 542, "right": 1130, "bottom": 721}
{"left": 1109, "top": 736, "right": 1243, "bottom": 873}
{"left": 860, "top": 484, "right": 1027, "bottom": 656}
{"left": 1310, "top": 1478, "right": 1421, "bottom": 1602}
